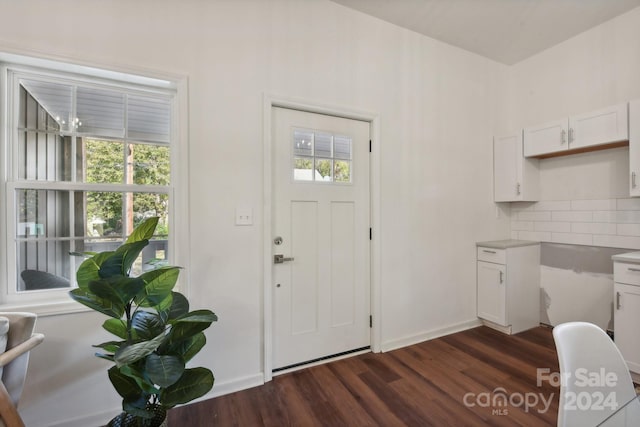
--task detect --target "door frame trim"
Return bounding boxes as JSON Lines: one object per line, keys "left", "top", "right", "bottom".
{"left": 262, "top": 93, "right": 381, "bottom": 382}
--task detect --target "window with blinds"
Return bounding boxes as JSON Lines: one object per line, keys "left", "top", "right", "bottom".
{"left": 4, "top": 68, "right": 176, "bottom": 305}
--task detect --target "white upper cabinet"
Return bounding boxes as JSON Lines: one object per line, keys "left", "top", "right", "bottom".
{"left": 630, "top": 100, "right": 640, "bottom": 197}
{"left": 494, "top": 132, "right": 539, "bottom": 202}
{"left": 569, "top": 103, "right": 628, "bottom": 150}
{"left": 523, "top": 103, "right": 628, "bottom": 158}
{"left": 522, "top": 119, "right": 568, "bottom": 157}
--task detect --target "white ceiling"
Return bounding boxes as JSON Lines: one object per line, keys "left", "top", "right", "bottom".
{"left": 330, "top": 0, "right": 640, "bottom": 65}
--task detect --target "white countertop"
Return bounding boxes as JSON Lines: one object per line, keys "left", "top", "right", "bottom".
{"left": 612, "top": 251, "right": 640, "bottom": 264}
{"left": 476, "top": 239, "right": 540, "bottom": 249}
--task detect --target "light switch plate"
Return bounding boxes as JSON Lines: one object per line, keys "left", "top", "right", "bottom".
{"left": 235, "top": 207, "right": 253, "bottom": 226}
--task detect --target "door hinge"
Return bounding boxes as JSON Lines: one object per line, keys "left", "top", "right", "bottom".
{"left": 369, "top": 228, "right": 372, "bottom": 240}
{"left": 369, "top": 315, "right": 372, "bottom": 328}
{"left": 369, "top": 139, "right": 372, "bottom": 153}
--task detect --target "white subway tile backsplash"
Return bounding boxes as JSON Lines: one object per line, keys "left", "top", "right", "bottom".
{"left": 617, "top": 223, "right": 640, "bottom": 236}
{"left": 535, "top": 221, "right": 571, "bottom": 232}
{"left": 571, "top": 199, "right": 616, "bottom": 211}
{"left": 518, "top": 211, "right": 551, "bottom": 221}
{"left": 571, "top": 222, "right": 617, "bottom": 235}
{"left": 511, "top": 221, "right": 534, "bottom": 231}
{"left": 508, "top": 198, "right": 640, "bottom": 250}
{"left": 518, "top": 231, "right": 552, "bottom": 241}
{"left": 551, "top": 211, "right": 593, "bottom": 222}
{"left": 551, "top": 232, "right": 593, "bottom": 246}
{"left": 593, "top": 211, "right": 617, "bottom": 223}
{"left": 616, "top": 211, "right": 640, "bottom": 224}
{"left": 535, "top": 200, "right": 571, "bottom": 211}
{"left": 593, "top": 235, "right": 640, "bottom": 250}
{"left": 617, "top": 198, "right": 640, "bottom": 211}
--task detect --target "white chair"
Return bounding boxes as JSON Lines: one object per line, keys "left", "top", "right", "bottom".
{"left": 0, "top": 312, "right": 44, "bottom": 427}
{"left": 553, "top": 321, "right": 639, "bottom": 427}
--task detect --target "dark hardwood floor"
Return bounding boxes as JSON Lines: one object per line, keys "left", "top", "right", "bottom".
{"left": 168, "top": 326, "right": 560, "bottom": 426}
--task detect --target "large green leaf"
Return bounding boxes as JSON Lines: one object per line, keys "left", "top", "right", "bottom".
{"left": 166, "top": 292, "right": 189, "bottom": 320}
{"left": 131, "top": 310, "right": 164, "bottom": 340}
{"left": 169, "top": 310, "right": 217, "bottom": 343}
{"left": 115, "top": 329, "right": 168, "bottom": 367}
{"left": 89, "top": 276, "right": 146, "bottom": 307}
{"left": 69, "top": 288, "right": 125, "bottom": 318}
{"left": 99, "top": 240, "right": 149, "bottom": 278}
{"left": 145, "top": 354, "right": 185, "bottom": 388}
{"left": 108, "top": 366, "right": 143, "bottom": 400}
{"left": 93, "top": 340, "right": 124, "bottom": 353}
{"left": 169, "top": 333, "right": 206, "bottom": 362}
{"left": 126, "top": 217, "right": 159, "bottom": 244}
{"left": 76, "top": 251, "right": 114, "bottom": 290}
{"left": 120, "top": 363, "right": 158, "bottom": 395}
{"left": 160, "top": 368, "right": 214, "bottom": 407}
{"left": 154, "top": 293, "right": 174, "bottom": 320}
{"left": 136, "top": 267, "right": 180, "bottom": 307}
{"left": 103, "top": 319, "right": 128, "bottom": 339}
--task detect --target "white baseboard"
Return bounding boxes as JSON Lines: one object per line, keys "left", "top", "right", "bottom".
{"left": 208, "top": 372, "right": 265, "bottom": 398}
{"left": 381, "top": 318, "right": 482, "bottom": 352}
{"left": 41, "top": 373, "right": 265, "bottom": 427}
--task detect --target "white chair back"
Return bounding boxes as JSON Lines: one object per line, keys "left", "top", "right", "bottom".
{"left": 553, "top": 321, "right": 637, "bottom": 427}
{"left": 0, "top": 312, "right": 44, "bottom": 427}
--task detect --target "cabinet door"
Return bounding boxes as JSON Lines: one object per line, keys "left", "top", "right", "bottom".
{"left": 494, "top": 133, "right": 539, "bottom": 202}
{"left": 569, "top": 103, "right": 628, "bottom": 150}
{"left": 614, "top": 282, "right": 640, "bottom": 373}
{"left": 477, "top": 261, "right": 506, "bottom": 326}
{"left": 523, "top": 119, "right": 568, "bottom": 157}
{"left": 494, "top": 134, "right": 520, "bottom": 202}
{"left": 630, "top": 100, "right": 640, "bottom": 197}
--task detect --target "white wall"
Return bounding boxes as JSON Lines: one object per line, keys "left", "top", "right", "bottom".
{"left": 0, "top": 0, "right": 508, "bottom": 425}
{"left": 505, "top": 6, "right": 640, "bottom": 329}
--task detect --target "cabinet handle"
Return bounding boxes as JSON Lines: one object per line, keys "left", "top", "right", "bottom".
{"left": 516, "top": 182, "right": 521, "bottom": 195}
{"left": 616, "top": 292, "right": 621, "bottom": 310}
{"left": 633, "top": 172, "right": 637, "bottom": 189}
{"left": 568, "top": 127, "right": 574, "bottom": 143}
{"left": 561, "top": 129, "right": 567, "bottom": 144}
{"left": 499, "top": 271, "right": 504, "bottom": 284}
{"left": 482, "top": 249, "right": 497, "bottom": 254}
{"left": 627, "top": 267, "right": 640, "bottom": 272}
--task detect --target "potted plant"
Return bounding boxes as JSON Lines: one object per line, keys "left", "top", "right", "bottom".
{"left": 69, "top": 217, "right": 217, "bottom": 427}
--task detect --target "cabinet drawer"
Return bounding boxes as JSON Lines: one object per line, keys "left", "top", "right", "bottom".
{"left": 614, "top": 262, "right": 640, "bottom": 286}
{"left": 477, "top": 247, "right": 506, "bottom": 264}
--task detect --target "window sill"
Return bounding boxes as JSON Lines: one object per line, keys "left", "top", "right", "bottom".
{"left": 0, "top": 300, "right": 90, "bottom": 317}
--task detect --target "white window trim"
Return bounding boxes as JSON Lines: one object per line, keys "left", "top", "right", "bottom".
{"left": 0, "top": 53, "right": 190, "bottom": 317}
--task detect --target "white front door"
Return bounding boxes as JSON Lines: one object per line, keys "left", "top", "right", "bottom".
{"left": 272, "top": 106, "right": 370, "bottom": 370}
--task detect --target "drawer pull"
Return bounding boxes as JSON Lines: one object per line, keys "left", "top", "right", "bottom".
{"left": 627, "top": 267, "right": 640, "bottom": 272}
{"left": 482, "top": 250, "right": 497, "bottom": 254}
{"left": 616, "top": 292, "right": 621, "bottom": 310}
{"left": 499, "top": 271, "right": 504, "bottom": 284}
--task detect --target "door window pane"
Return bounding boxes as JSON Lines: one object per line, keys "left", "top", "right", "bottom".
{"left": 315, "top": 159, "right": 332, "bottom": 181}
{"left": 293, "top": 130, "right": 313, "bottom": 156}
{"left": 294, "top": 157, "right": 314, "bottom": 181}
{"left": 293, "top": 129, "right": 353, "bottom": 183}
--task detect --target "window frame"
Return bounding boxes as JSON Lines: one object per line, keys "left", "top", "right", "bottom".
{"left": 0, "top": 56, "right": 189, "bottom": 315}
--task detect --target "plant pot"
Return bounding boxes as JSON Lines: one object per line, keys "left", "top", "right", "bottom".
{"left": 106, "top": 410, "right": 167, "bottom": 427}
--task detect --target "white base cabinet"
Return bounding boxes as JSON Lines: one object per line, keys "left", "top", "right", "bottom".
{"left": 477, "top": 241, "right": 540, "bottom": 334}
{"left": 612, "top": 255, "right": 640, "bottom": 374}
